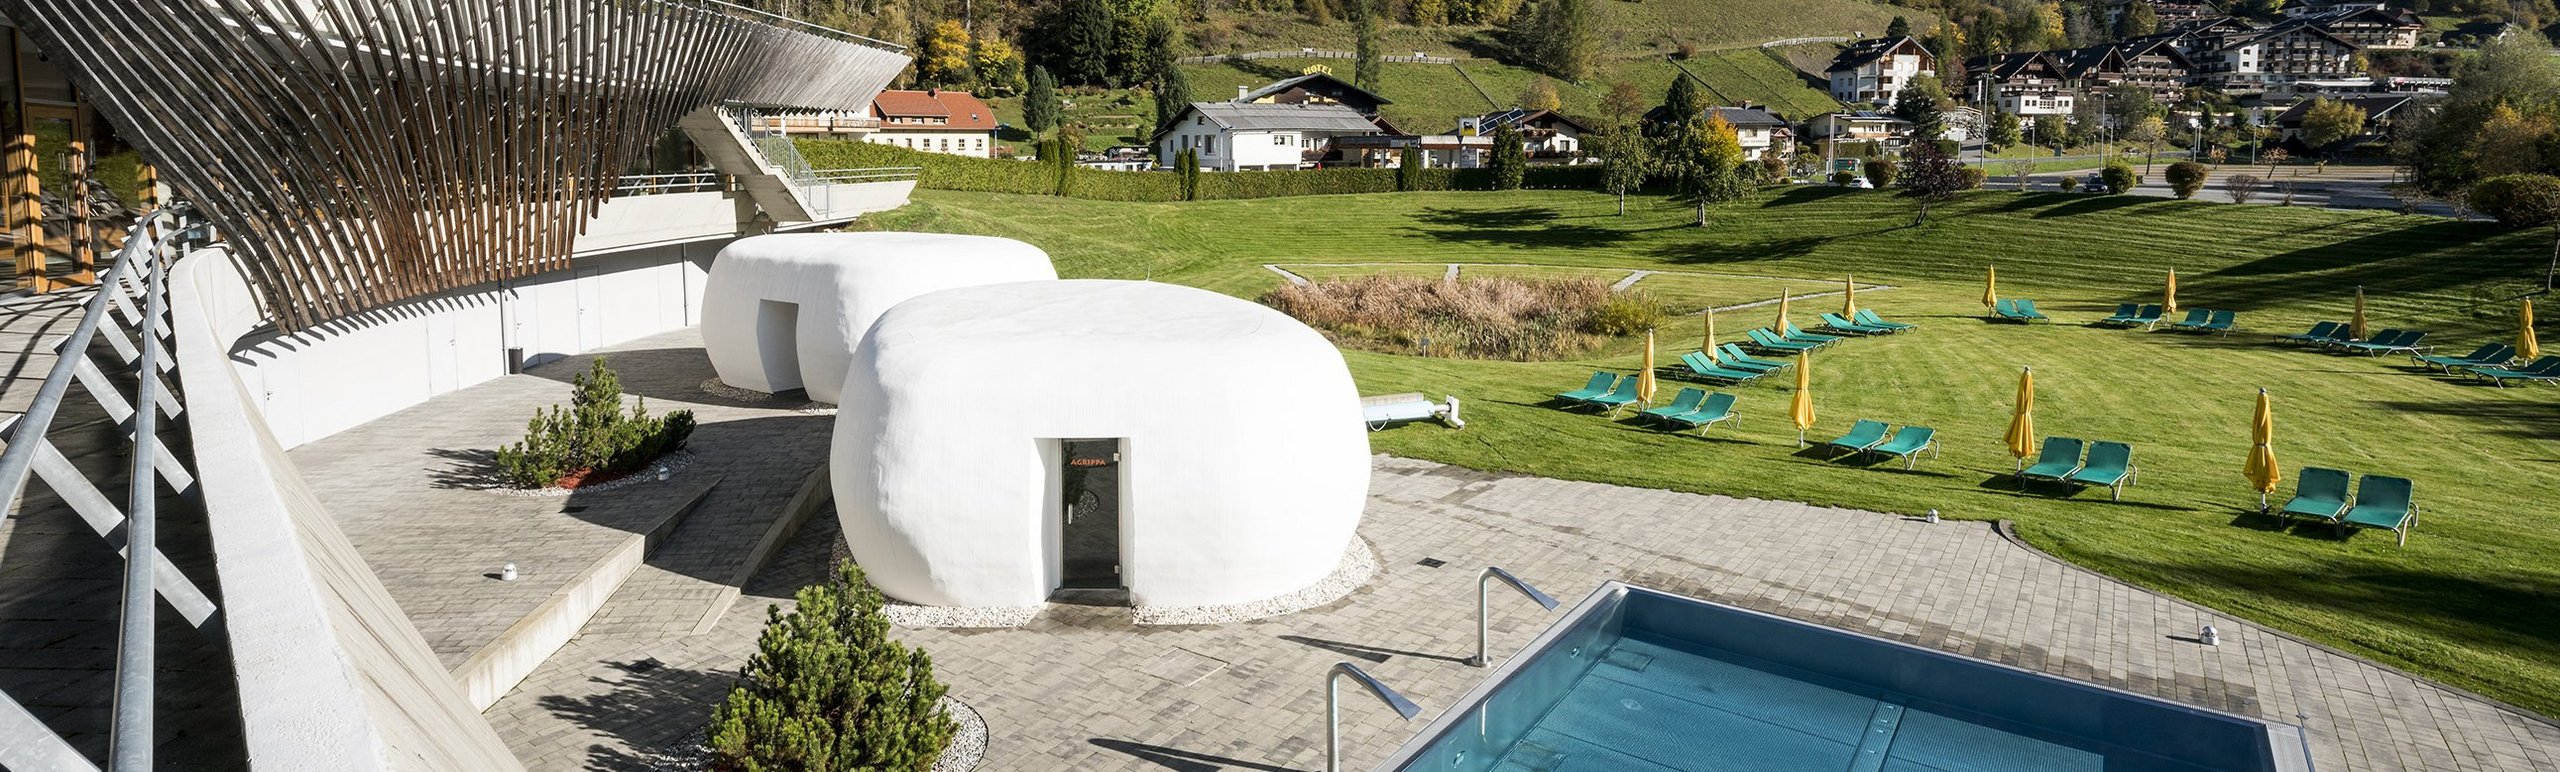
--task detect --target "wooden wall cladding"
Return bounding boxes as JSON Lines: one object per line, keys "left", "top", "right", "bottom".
{"left": 0, "top": 0, "right": 911, "bottom": 330}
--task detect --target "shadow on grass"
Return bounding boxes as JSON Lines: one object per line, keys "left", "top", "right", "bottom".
{"left": 1408, "top": 205, "right": 1638, "bottom": 249}
{"left": 1089, "top": 739, "right": 1307, "bottom": 772}
{"left": 2368, "top": 398, "right": 2560, "bottom": 442}
{"left": 2028, "top": 195, "right": 2153, "bottom": 219}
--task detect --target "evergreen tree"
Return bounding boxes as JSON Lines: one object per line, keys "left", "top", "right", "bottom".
{"left": 1153, "top": 66, "right": 1192, "bottom": 133}
{"left": 2115, "top": 1, "right": 2158, "bottom": 38}
{"left": 1353, "top": 0, "right": 1384, "bottom": 92}
{"left": 1988, "top": 110, "right": 2023, "bottom": 151}
{"left": 1652, "top": 74, "right": 1707, "bottom": 137}
{"left": 1886, "top": 15, "right": 1911, "bottom": 37}
{"left": 707, "top": 561, "right": 955, "bottom": 771}
{"left": 1178, "top": 148, "right": 1201, "bottom": 200}
{"left": 1398, "top": 146, "right": 1426, "bottom": 190}
{"left": 1025, "top": 66, "right": 1061, "bottom": 134}
{"left": 1893, "top": 75, "right": 1948, "bottom": 141}
{"left": 1521, "top": 0, "right": 1597, "bottom": 79}
{"left": 1491, "top": 123, "right": 1529, "bottom": 189}
{"left": 1051, "top": 0, "right": 1115, "bottom": 86}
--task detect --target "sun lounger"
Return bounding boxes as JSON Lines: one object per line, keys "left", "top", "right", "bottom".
{"left": 2167, "top": 308, "right": 2213, "bottom": 331}
{"left": 2127, "top": 304, "right": 2165, "bottom": 328}
{"left": 2012, "top": 299, "right": 2052, "bottom": 323}
{"left": 1582, "top": 375, "right": 1643, "bottom": 413}
{"left": 1990, "top": 298, "right": 2020, "bottom": 320}
{"left": 2097, "top": 303, "right": 2141, "bottom": 326}
{"left": 2322, "top": 327, "right": 2397, "bottom": 351}
{"left": 2412, "top": 343, "right": 2512, "bottom": 373}
{"left": 1638, "top": 388, "right": 1707, "bottom": 425}
{"left": 2468, "top": 356, "right": 2560, "bottom": 387}
{"left": 1780, "top": 322, "right": 1844, "bottom": 345}
{"left": 2340, "top": 475, "right": 2419, "bottom": 547}
{"left": 1709, "top": 347, "right": 1786, "bottom": 373}
{"left": 2018, "top": 437, "right": 2085, "bottom": 485}
{"left": 2278, "top": 467, "right": 2352, "bottom": 523}
{"left": 1675, "top": 351, "right": 1766, "bottom": 384}
{"left": 1866, "top": 426, "right": 1938, "bottom": 469}
{"left": 1821, "top": 419, "right": 1890, "bottom": 456}
{"left": 2195, "top": 309, "right": 2238, "bottom": 336}
{"left": 1556, "top": 371, "right": 1616, "bottom": 404}
{"left": 1819, "top": 312, "right": 1894, "bottom": 335}
{"left": 2065, "top": 440, "right": 2138, "bottom": 500}
{"left": 1746, "top": 327, "right": 1821, "bottom": 354}
{"left": 2341, "top": 329, "right": 2428, "bottom": 356}
{"left": 2275, "top": 321, "right": 2344, "bottom": 344}
{"left": 1854, "top": 308, "right": 1917, "bottom": 331}
{"left": 1719, "top": 344, "right": 1791, "bottom": 372}
{"left": 1663, "top": 392, "right": 1739, "bottom": 435}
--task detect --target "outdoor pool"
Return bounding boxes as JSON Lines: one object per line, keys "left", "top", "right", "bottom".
{"left": 1381, "top": 582, "right": 2313, "bottom": 772}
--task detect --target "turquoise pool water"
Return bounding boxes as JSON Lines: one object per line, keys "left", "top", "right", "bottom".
{"left": 1386, "top": 584, "right": 2310, "bottom": 772}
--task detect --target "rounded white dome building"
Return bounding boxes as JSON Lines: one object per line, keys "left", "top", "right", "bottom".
{"left": 699, "top": 232, "right": 1055, "bottom": 403}
{"left": 832, "top": 280, "right": 1371, "bottom": 609}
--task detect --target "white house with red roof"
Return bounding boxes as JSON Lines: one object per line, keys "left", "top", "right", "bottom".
{"left": 865, "top": 88, "right": 999, "bottom": 158}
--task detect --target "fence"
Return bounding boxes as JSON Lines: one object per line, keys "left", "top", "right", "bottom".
{"left": 1177, "top": 49, "right": 1456, "bottom": 65}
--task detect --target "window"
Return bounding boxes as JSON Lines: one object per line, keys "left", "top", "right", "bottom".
{"left": 1274, "top": 134, "right": 1293, "bottom": 146}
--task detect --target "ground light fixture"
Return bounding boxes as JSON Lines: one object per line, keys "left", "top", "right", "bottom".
{"left": 1327, "top": 662, "right": 1421, "bottom": 772}
{"left": 2201, "top": 624, "right": 2221, "bottom": 646}
{"left": 500, "top": 563, "right": 518, "bottom": 582}
{"left": 1927, "top": 508, "right": 1940, "bottom": 524}
{"left": 1469, "top": 567, "right": 1560, "bottom": 668}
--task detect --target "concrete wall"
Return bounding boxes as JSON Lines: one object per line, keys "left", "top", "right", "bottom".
{"left": 172, "top": 246, "right": 527, "bottom": 772}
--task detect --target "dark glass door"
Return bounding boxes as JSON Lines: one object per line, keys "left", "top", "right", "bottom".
{"left": 1059, "top": 439, "right": 1122, "bottom": 590}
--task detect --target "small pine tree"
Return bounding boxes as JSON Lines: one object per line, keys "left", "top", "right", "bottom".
{"left": 1653, "top": 75, "right": 1707, "bottom": 137}
{"left": 708, "top": 561, "right": 956, "bottom": 771}
{"left": 1397, "top": 145, "right": 1426, "bottom": 190}
{"left": 1152, "top": 66, "right": 1192, "bottom": 133}
{"left": 1353, "top": 0, "right": 1385, "bottom": 92}
{"left": 1885, "top": 15, "right": 1911, "bottom": 37}
{"left": 1024, "top": 67, "right": 1060, "bottom": 134}
{"left": 1490, "top": 122, "right": 1529, "bottom": 190}
{"left": 1178, "top": 148, "right": 1202, "bottom": 200}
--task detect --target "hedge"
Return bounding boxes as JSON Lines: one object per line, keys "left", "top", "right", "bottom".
{"left": 795, "top": 139, "right": 1606, "bottom": 202}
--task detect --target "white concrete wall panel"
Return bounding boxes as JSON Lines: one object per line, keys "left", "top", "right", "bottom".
{"left": 698, "top": 233, "right": 1056, "bottom": 404}
{"left": 832, "top": 280, "right": 1370, "bottom": 608}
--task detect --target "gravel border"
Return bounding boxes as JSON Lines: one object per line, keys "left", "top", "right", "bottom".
{"left": 933, "top": 695, "right": 987, "bottom": 772}
{"left": 466, "top": 450, "right": 697, "bottom": 498}
{"left": 1134, "top": 539, "right": 1376, "bottom": 625}
{"left": 697, "top": 377, "right": 786, "bottom": 402}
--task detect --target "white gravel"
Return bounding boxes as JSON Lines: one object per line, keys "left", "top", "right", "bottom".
{"left": 883, "top": 601, "right": 1045, "bottom": 629}
{"left": 1134, "top": 539, "right": 1377, "bottom": 625}
{"left": 934, "top": 696, "right": 987, "bottom": 772}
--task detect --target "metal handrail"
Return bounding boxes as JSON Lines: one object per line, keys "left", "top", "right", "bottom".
{"left": 806, "top": 166, "right": 922, "bottom": 183}
{"left": 1468, "top": 566, "right": 1559, "bottom": 668}
{"left": 111, "top": 212, "right": 186, "bottom": 772}
{"left": 1325, "top": 662, "right": 1420, "bottom": 772}
{"left": 611, "top": 173, "right": 724, "bottom": 195}
{"left": 0, "top": 206, "right": 186, "bottom": 521}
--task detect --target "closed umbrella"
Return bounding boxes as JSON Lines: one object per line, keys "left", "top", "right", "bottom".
{"left": 1982, "top": 264, "right": 1998, "bottom": 310}
{"left": 1790, "top": 352, "right": 1815, "bottom": 448}
{"left": 2165, "top": 268, "right": 2179, "bottom": 315}
{"left": 1843, "top": 274, "right": 1858, "bottom": 317}
{"left": 2005, "top": 367, "right": 2037, "bottom": 478}
{"left": 2245, "top": 388, "right": 2281, "bottom": 513}
{"left": 2350, "top": 286, "right": 2368, "bottom": 341}
{"left": 2522, "top": 299, "right": 2541, "bottom": 361}
{"left": 1703, "top": 307, "right": 1718, "bottom": 354}
{"left": 1775, "top": 287, "right": 1792, "bottom": 334}
{"left": 1639, "top": 328, "right": 1659, "bottom": 405}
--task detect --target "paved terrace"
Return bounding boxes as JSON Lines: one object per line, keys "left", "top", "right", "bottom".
{"left": 300, "top": 328, "right": 2559, "bottom": 771}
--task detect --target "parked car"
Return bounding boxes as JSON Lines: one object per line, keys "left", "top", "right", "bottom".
{"left": 1850, "top": 177, "right": 1876, "bottom": 189}
{"left": 2082, "top": 172, "right": 2106, "bottom": 192}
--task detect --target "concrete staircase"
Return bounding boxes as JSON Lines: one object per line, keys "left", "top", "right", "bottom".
{"left": 676, "top": 106, "right": 821, "bottom": 223}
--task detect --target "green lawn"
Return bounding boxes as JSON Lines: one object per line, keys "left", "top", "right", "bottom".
{"left": 858, "top": 186, "right": 2560, "bottom": 718}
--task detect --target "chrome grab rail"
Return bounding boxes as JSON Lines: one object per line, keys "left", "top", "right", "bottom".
{"left": 1325, "top": 662, "right": 1421, "bottom": 772}
{"left": 1469, "top": 566, "right": 1559, "bottom": 668}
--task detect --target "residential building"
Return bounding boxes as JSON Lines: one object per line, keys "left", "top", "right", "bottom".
{"left": 1459, "top": 108, "right": 1597, "bottom": 159}
{"left": 1826, "top": 36, "right": 1936, "bottom": 108}
{"left": 1804, "top": 111, "right": 1916, "bottom": 156}
{"left": 2062, "top": 36, "right": 2195, "bottom": 105}
{"left": 1965, "top": 52, "right": 2078, "bottom": 118}
{"left": 1335, "top": 134, "right": 1497, "bottom": 168}
{"left": 1238, "top": 71, "right": 1398, "bottom": 129}
{"left": 2273, "top": 93, "right": 2413, "bottom": 147}
{"left": 2291, "top": 3, "right": 2424, "bottom": 49}
{"left": 1153, "top": 102, "right": 1382, "bottom": 171}
{"left": 2189, "top": 21, "right": 2361, "bottom": 97}
{"left": 864, "top": 89, "right": 998, "bottom": 158}
{"left": 2101, "top": 0, "right": 2225, "bottom": 27}
{"left": 1704, "top": 106, "right": 1795, "bottom": 160}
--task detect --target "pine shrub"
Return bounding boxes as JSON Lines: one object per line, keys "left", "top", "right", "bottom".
{"left": 492, "top": 357, "right": 695, "bottom": 489}
{"left": 708, "top": 561, "right": 955, "bottom": 772}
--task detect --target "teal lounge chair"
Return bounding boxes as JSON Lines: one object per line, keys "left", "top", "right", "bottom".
{"left": 1780, "top": 322, "right": 1844, "bottom": 345}
{"left": 1990, "top": 298, "right": 2024, "bottom": 321}
{"left": 1819, "top": 312, "right": 1894, "bottom": 335}
{"left": 1821, "top": 419, "right": 1890, "bottom": 456}
{"left": 2340, "top": 475, "right": 2419, "bottom": 547}
{"left": 2413, "top": 343, "right": 2512, "bottom": 373}
{"left": 2018, "top": 437, "right": 2085, "bottom": 486}
{"left": 1867, "top": 426, "right": 1938, "bottom": 469}
{"left": 1663, "top": 392, "right": 1739, "bottom": 435}
{"left": 1583, "top": 376, "right": 1643, "bottom": 413}
{"left": 1638, "top": 388, "right": 1707, "bottom": 425}
{"left": 2012, "top": 299, "right": 2052, "bottom": 323}
{"left": 2468, "top": 356, "right": 2560, "bottom": 387}
{"left": 2066, "top": 441, "right": 2138, "bottom": 500}
{"left": 1719, "top": 344, "right": 1791, "bottom": 372}
{"left": 2342, "top": 329, "right": 2428, "bottom": 356}
{"left": 1555, "top": 371, "right": 1616, "bottom": 404}
{"left": 2166, "top": 308, "right": 2213, "bottom": 330}
{"left": 2275, "top": 321, "right": 2344, "bottom": 344}
{"left": 1854, "top": 308, "right": 1916, "bottom": 331}
{"left": 2199, "top": 309, "right": 2238, "bottom": 336}
{"left": 2127, "top": 304, "right": 2165, "bottom": 328}
{"left": 1676, "top": 351, "right": 1765, "bottom": 384}
{"left": 2322, "top": 327, "right": 2397, "bottom": 350}
{"left": 2278, "top": 467, "right": 2352, "bottom": 523}
{"left": 1709, "top": 347, "right": 1785, "bottom": 373}
{"left": 2097, "top": 303, "right": 2141, "bottom": 326}
{"left": 1746, "top": 327, "right": 1820, "bottom": 354}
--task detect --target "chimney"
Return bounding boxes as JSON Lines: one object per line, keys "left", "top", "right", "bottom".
{"left": 1739, "top": 100, "right": 1753, "bottom": 109}
{"left": 1238, "top": 85, "right": 1250, "bottom": 100}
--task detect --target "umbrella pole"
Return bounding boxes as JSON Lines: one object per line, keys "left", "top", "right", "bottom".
{"left": 2259, "top": 492, "right": 2269, "bottom": 514}
{"left": 1796, "top": 430, "right": 1805, "bottom": 448}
